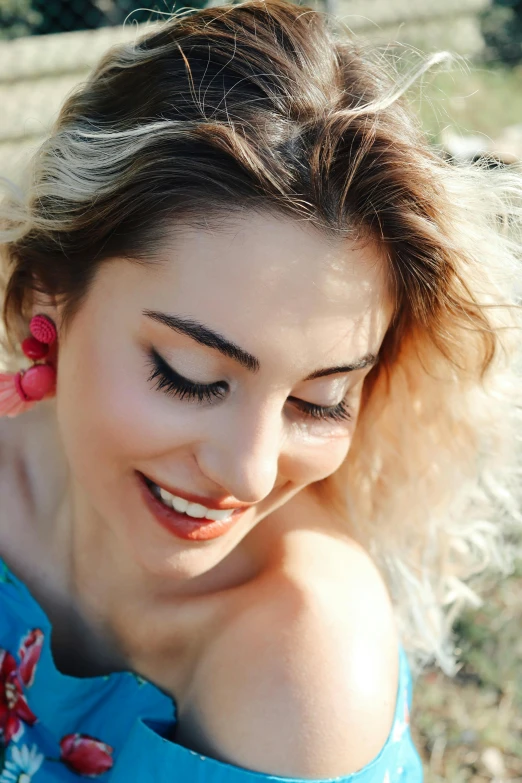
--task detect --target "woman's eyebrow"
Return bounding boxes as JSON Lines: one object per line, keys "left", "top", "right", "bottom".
{"left": 143, "top": 310, "right": 377, "bottom": 379}
{"left": 144, "top": 310, "right": 259, "bottom": 372}
{"left": 304, "top": 355, "right": 377, "bottom": 380}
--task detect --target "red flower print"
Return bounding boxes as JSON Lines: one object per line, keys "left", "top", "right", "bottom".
{"left": 0, "top": 649, "right": 38, "bottom": 745}
{"left": 60, "top": 734, "right": 114, "bottom": 777}
{"left": 18, "top": 629, "right": 44, "bottom": 688}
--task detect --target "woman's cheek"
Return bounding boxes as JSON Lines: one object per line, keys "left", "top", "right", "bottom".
{"left": 313, "top": 434, "right": 353, "bottom": 481}
{"left": 281, "top": 427, "right": 353, "bottom": 487}
{"left": 55, "top": 335, "right": 174, "bottom": 472}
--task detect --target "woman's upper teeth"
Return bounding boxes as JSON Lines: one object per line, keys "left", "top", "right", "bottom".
{"left": 157, "top": 486, "right": 232, "bottom": 521}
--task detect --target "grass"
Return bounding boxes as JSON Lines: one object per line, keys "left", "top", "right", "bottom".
{"left": 411, "top": 562, "right": 522, "bottom": 781}
{"left": 402, "top": 60, "right": 522, "bottom": 780}
{"left": 407, "top": 61, "right": 522, "bottom": 146}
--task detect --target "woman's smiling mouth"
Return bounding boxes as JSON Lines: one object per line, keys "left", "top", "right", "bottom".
{"left": 136, "top": 472, "right": 250, "bottom": 541}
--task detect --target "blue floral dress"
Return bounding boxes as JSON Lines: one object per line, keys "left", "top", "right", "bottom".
{"left": 0, "top": 557, "right": 424, "bottom": 782}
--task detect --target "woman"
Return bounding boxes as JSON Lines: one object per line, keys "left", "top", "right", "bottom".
{"left": 0, "top": 1, "right": 520, "bottom": 780}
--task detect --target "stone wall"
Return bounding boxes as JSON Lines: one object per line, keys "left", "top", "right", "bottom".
{"left": 334, "top": 0, "right": 490, "bottom": 56}
{"left": 0, "top": 0, "right": 491, "bottom": 186}
{"left": 0, "top": 24, "right": 142, "bottom": 185}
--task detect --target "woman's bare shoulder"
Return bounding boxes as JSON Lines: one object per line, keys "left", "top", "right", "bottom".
{"left": 0, "top": 412, "right": 32, "bottom": 493}
{"left": 0, "top": 402, "right": 65, "bottom": 485}
{"left": 0, "top": 404, "right": 48, "bottom": 454}
{"left": 175, "top": 533, "right": 400, "bottom": 779}
{"left": 0, "top": 404, "right": 65, "bottom": 544}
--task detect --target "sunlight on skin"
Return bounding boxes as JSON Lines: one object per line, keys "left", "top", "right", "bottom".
{"left": 48, "top": 212, "right": 392, "bottom": 630}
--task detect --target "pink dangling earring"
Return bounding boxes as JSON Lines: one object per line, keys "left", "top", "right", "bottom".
{"left": 0, "top": 314, "right": 57, "bottom": 418}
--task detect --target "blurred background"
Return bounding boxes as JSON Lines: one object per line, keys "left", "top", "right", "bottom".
{"left": 1, "top": 0, "right": 521, "bottom": 780}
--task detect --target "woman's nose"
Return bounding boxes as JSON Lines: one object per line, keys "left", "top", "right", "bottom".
{"left": 195, "top": 403, "right": 284, "bottom": 504}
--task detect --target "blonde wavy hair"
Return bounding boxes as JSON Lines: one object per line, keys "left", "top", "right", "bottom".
{"left": 1, "top": 0, "right": 521, "bottom": 678}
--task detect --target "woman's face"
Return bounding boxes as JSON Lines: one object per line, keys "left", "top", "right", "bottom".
{"left": 54, "top": 212, "right": 391, "bottom": 583}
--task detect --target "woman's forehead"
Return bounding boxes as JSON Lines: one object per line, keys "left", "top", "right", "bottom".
{"left": 95, "top": 213, "right": 392, "bottom": 376}
{"left": 152, "top": 212, "right": 390, "bottom": 313}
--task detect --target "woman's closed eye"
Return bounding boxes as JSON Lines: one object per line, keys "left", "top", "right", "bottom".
{"left": 287, "top": 397, "right": 352, "bottom": 423}
{"left": 146, "top": 348, "right": 227, "bottom": 404}
{"left": 146, "top": 349, "right": 352, "bottom": 423}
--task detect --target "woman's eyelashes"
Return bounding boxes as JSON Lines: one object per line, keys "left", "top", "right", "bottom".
{"left": 146, "top": 348, "right": 352, "bottom": 423}
{"left": 146, "top": 348, "right": 227, "bottom": 404}
{"left": 288, "top": 397, "right": 352, "bottom": 422}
